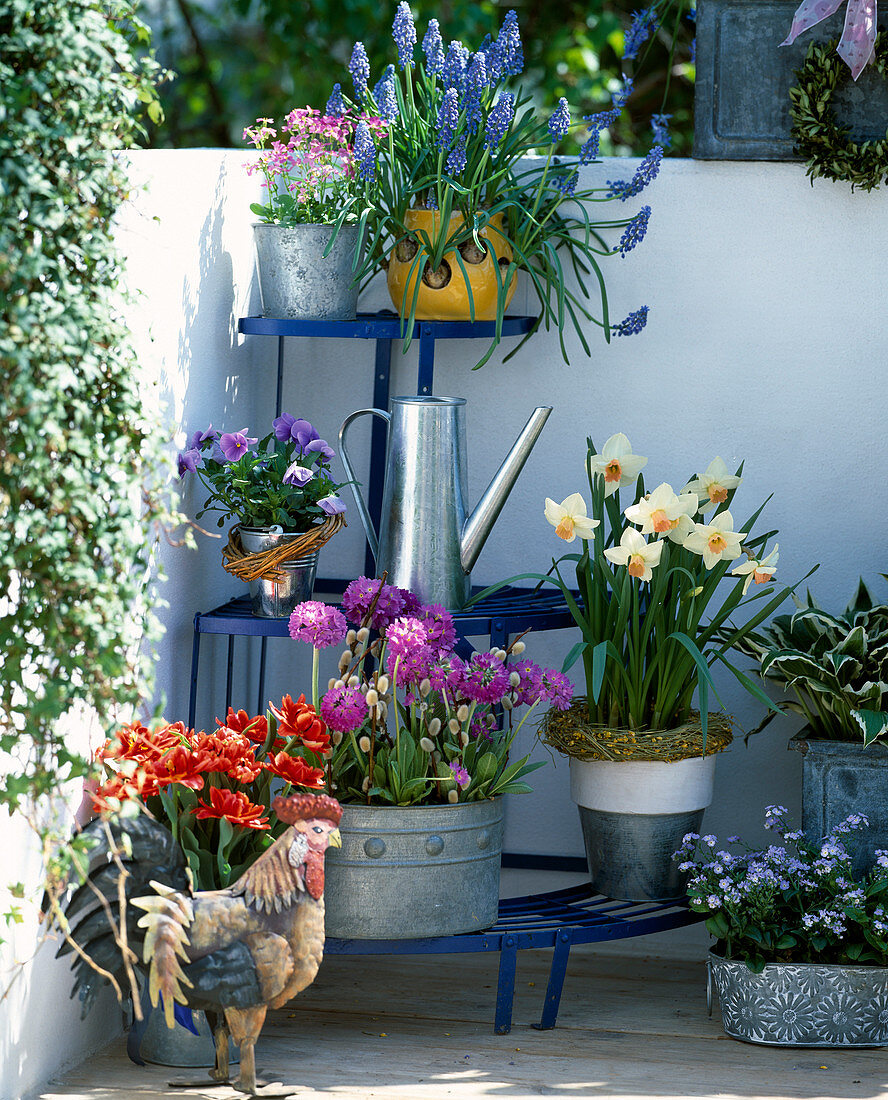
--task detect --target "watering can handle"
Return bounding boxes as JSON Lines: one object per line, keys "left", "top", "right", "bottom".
{"left": 338, "top": 407, "right": 391, "bottom": 563}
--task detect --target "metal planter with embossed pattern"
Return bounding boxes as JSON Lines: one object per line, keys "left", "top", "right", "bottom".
{"left": 323, "top": 800, "right": 503, "bottom": 939}
{"left": 709, "top": 952, "right": 888, "bottom": 1047}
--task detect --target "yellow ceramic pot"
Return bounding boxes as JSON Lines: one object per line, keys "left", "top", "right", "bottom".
{"left": 386, "top": 209, "right": 517, "bottom": 322}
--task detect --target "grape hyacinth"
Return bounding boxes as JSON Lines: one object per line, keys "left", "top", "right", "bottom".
{"left": 436, "top": 87, "right": 460, "bottom": 149}
{"left": 623, "top": 8, "right": 660, "bottom": 60}
{"left": 326, "top": 83, "right": 345, "bottom": 117}
{"left": 552, "top": 170, "right": 579, "bottom": 197}
{"left": 492, "top": 9, "right": 524, "bottom": 78}
{"left": 484, "top": 93, "right": 514, "bottom": 151}
{"left": 547, "top": 97, "right": 571, "bottom": 141}
{"left": 612, "top": 305, "right": 650, "bottom": 336}
{"left": 392, "top": 1, "right": 417, "bottom": 69}
{"left": 442, "top": 40, "right": 469, "bottom": 92}
{"left": 607, "top": 143, "right": 663, "bottom": 200}
{"left": 353, "top": 120, "right": 377, "bottom": 182}
{"left": 612, "top": 77, "right": 635, "bottom": 109}
{"left": 374, "top": 66, "right": 399, "bottom": 122}
{"left": 461, "top": 52, "right": 488, "bottom": 132}
{"left": 615, "top": 204, "right": 651, "bottom": 256}
{"left": 422, "top": 19, "right": 445, "bottom": 74}
{"left": 348, "top": 42, "right": 370, "bottom": 102}
{"left": 445, "top": 135, "right": 467, "bottom": 176}
{"left": 651, "top": 113, "right": 672, "bottom": 148}
{"left": 581, "top": 107, "right": 621, "bottom": 164}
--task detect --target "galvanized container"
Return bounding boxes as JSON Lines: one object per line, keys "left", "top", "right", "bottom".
{"left": 709, "top": 952, "right": 888, "bottom": 1046}
{"left": 139, "top": 1006, "right": 239, "bottom": 1068}
{"left": 253, "top": 223, "right": 361, "bottom": 320}
{"left": 323, "top": 800, "right": 504, "bottom": 939}
{"left": 239, "top": 526, "right": 318, "bottom": 619}
{"left": 790, "top": 732, "right": 888, "bottom": 876}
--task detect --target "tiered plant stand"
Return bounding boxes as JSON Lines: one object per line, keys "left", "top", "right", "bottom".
{"left": 186, "top": 311, "right": 701, "bottom": 1034}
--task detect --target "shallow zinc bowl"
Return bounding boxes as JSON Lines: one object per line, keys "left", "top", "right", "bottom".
{"left": 708, "top": 952, "right": 888, "bottom": 1047}
{"left": 323, "top": 800, "right": 504, "bottom": 939}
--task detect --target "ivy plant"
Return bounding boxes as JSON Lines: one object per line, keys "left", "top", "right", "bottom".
{"left": 0, "top": 0, "right": 169, "bottom": 940}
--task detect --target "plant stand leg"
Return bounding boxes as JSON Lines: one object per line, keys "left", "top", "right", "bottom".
{"left": 533, "top": 931, "right": 572, "bottom": 1030}
{"left": 494, "top": 936, "right": 518, "bottom": 1034}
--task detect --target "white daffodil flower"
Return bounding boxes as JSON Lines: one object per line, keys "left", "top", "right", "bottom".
{"left": 683, "top": 510, "right": 747, "bottom": 570}
{"left": 587, "top": 433, "right": 648, "bottom": 498}
{"left": 544, "top": 493, "right": 600, "bottom": 543}
{"left": 731, "top": 544, "right": 779, "bottom": 595}
{"left": 624, "top": 482, "right": 698, "bottom": 543}
{"left": 683, "top": 457, "right": 742, "bottom": 514}
{"left": 604, "top": 527, "right": 663, "bottom": 581}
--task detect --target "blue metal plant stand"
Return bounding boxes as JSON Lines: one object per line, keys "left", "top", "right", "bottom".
{"left": 325, "top": 883, "right": 700, "bottom": 1034}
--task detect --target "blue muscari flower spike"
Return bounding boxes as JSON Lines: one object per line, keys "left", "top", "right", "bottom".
{"left": 493, "top": 10, "right": 524, "bottom": 78}
{"left": 443, "top": 41, "right": 469, "bottom": 92}
{"left": 623, "top": 8, "right": 660, "bottom": 61}
{"left": 615, "top": 204, "right": 651, "bottom": 256}
{"left": 374, "top": 65, "right": 399, "bottom": 122}
{"left": 612, "top": 77, "right": 634, "bottom": 109}
{"left": 422, "top": 19, "right": 445, "bottom": 74}
{"left": 650, "top": 113, "right": 672, "bottom": 148}
{"left": 547, "top": 97, "right": 571, "bottom": 142}
{"left": 326, "top": 83, "right": 346, "bottom": 117}
{"left": 484, "top": 93, "right": 514, "bottom": 151}
{"left": 552, "top": 170, "right": 579, "bottom": 197}
{"left": 436, "top": 88, "right": 460, "bottom": 149}
{"left": 445, "top": 134, "right": 467, "bottom": 176}
{"left": 392, "top": 1, "right": 417, "bottom": 69}
{"left": 461, "top": 52, "right": 488, "bottom": 133}
{"left": 349, "top": 42, "right": 370, "bottom": 102}
{"left": 581, "top": 106, "right": 620, "bottom": 163}
{"left": 354, "top": 121, "right": 377, "bottom": 182}
{"left": 607, "top": 143, "right": 663, "bottom": 200}
{"left": 612, "top": 305, "right": 649, "bottom": 336}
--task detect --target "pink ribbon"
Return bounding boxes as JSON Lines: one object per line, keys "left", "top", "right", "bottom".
{"left": 781, "top": 0, "right": 877, "bottom": 79}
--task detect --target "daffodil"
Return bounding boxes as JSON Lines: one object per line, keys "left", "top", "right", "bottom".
{"left": 588, "top": 433, "right": 648, "bottom": 498}
{"left": 624, "top": 482, "right": 698, "bottom": 543}
{"left": 683, "top": 457, "right": 742, "bottom": 513}
{"left": 544, "top": 494, "right": 600, "bottom": 543}
{"left": 731, "top": 544, "right": 779, "bottom": 595}
{"left": 683, "top": 511, "right": 747, "bottom": 570}
{"left": 604, "top": 527, "right": 663, "bottom": 581}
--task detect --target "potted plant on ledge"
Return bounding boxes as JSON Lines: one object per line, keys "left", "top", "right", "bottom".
{"left": 679, "top": 806, "right": 888, "bottom": 1047}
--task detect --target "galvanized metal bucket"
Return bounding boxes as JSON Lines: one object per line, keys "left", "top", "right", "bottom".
{"left": 708, "top": 952, "right": 888, "bottom": 1047}
{"left": 139, "top": 1007, "right": 239, "bottom": 1068}
{"left": 253, "top": 223, "right": 361, "bottom": 320}
{"left": 239, "top": 527, "right": 318, "bottom": 619}
{"left": 570, "top": 755, "right": 717, "bottom": 902}
{"left": 323, "top": 800, "right": 504, "bottom": 939}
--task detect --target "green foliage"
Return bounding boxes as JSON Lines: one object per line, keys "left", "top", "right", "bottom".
{"left": 789, "top": 35, "right": 888, "bottom": 192}
{"left": 140, "top": 0, "right": 694, "bottom": 156}
{"left": 0, "top": 1, "right": 168, "bottom": 814}
{"left": 730, "top": 580, "right": 888, "bottom": 744}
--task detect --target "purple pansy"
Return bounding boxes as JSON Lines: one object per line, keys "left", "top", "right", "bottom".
{"left": 282, "top": 462, "right": 314, "bottom": 487}
{"left": 186, "top": 425, "right": 217, "bottom": 451}
{"left": 305, "top": 437, "right": 335, "bottom": 462}
{"left": 318, "top": 494, "right": 347, "bottom": 515}
{"left": 219, "top": 429, "right": 258, "bottom": 462}
{"left": 177, "top": 447, "right": 203, "bottom": 478}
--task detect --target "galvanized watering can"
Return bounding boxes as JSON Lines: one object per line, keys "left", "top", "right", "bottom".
{"left": 338, "top": 396, "right": 552, "bottom": 608}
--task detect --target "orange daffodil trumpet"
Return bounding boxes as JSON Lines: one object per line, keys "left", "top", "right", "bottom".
{"left": 683, "top": 511, "right": 747, "bottom": 570}
{"left": 732, "top": 544, "right": 779, "bottom": 595}
{"left": 604, "top": 528, "right": 663, "bottom": 581}
{"left": 544, "top": 494, "right": 600, "bottom": 543}
{"left": 587, "top": 433, "right": 648, "bottom": 498}
{"left": 683, "top": 457, "right": 743, "bottom": 514}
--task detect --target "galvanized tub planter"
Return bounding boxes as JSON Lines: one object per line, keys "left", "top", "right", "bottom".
{"left": 239, "top": 526, "right": 319, "bottom": 619}
{"left": 323, "top": 800, "right": 504, "bottom": 939}
{"left": 252, "top": 222, "right": 361, "bottom": 320}
{"left": 790, "top": 732, "right": 888, "bottom": 876}
{"left": 569, "top": 754, "right": 718, "bottom": 903}
{"left": 694, "top": 0, "right": 887, "bottom": 159}
{"left": 708, "top": 952, "right": 888, "bottom": 1046}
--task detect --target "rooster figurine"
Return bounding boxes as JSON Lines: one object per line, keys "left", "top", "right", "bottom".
{"left": 59, "top": 792, "right": 342, "bottom": 1096}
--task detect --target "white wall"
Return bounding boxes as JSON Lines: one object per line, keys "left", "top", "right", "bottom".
{"left": 133, "top": 149, "right": 887, "bottom": 857}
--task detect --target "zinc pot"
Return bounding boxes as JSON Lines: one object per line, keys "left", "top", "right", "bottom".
{"left": 386, "top": 210, "right": 517, "bottom": 322}
{"left": 708, "top": 951, "right": 888, "bottom": 1047}
{"left": 252, "top": 222, "right": 361, "bottom": 320}
{"left": 790, "top": 732, "right": 888, "bottom": 876}
{"left": 239, "top": 526, "right": 319, "bottom": 619}
{"left": 569, "top": 754, "right": 717, "bottom": 903}
{"left": 130, "top": 981, "right": 239, "bottom": 1068}
{"left": 323, "top": 800, "right": 504, "bottom": 939}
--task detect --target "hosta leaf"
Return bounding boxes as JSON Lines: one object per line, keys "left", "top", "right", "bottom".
{"left": 851, "top": 708, "right": 888, "bottom": 746}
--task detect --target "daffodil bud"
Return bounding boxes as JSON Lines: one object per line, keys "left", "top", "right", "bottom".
{"left": 511, "top": 640, "right": 526, "bottom": 655}
{"left": 447, "top": 789, "right": 459, "bottom": 804}
{"left": 358, "top": 735, "right": 371, "bottom": 753}
{"left": 332, "top": 731, "right": 343, "bottom": 746}
{"left": 365, "top": 688, "right": 379, "bottom": 706}
{"left": 419, "top": 678, "right": 432, "bottom": 698}
{"left": 457, "top": 704, "right": 469, "bottom": 723}
{"left": 419, "top": 737, "right": 434, "bottom": 752}
{"left": 357, "top": 627, "right": 370, "bottom": 643}
{"left": 376, "top": 675, "right": 390, "bottom": 694}
{"left": 459, "top": 731, "right": 469, "bottom": 748}
{"left": 448, "top": 718, "right": 460, "bottom": 734}
{"left": 427, "top": 717, "right": 441, "bottom": 736}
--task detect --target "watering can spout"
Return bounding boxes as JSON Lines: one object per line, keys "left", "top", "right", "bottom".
{"left": 460, "top": 406, "right": 553, "bottom": 574}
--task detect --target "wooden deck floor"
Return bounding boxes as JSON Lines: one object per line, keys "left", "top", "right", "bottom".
{"left": 39, "top": 937, "right": 888, "bottom": 1100}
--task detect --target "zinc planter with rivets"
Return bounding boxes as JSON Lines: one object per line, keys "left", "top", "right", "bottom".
{"left": 323, "top": 800, "right": 504, "bottom": 939}
{"left": 252, "top": 222, "right": 361, "bottom": 320}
